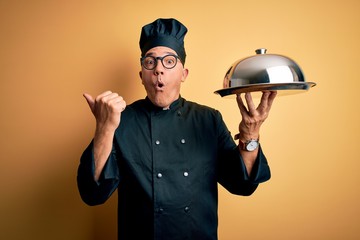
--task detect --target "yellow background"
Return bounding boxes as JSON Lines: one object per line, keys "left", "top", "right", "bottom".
{"left": 1, "top": 0, "right": 359, "bottom": 239}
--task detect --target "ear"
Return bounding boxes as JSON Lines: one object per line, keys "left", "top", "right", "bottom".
{"left": 181, "top": 68, "right": 189, "bottom": 82}
{"left": 139, "top": 71, "right": 144, "bottom": 84}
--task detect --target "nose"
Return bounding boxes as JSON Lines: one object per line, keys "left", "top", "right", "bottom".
{"left": 154, "top": 59, "right": 164, "bottom": 75}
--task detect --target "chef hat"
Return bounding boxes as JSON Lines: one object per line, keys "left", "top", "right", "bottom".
{"left": 139, "top": 18, "right": 187, "bottom": 64}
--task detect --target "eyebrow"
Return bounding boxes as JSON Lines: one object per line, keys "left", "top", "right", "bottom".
{"left": 145, "top": 51, "right": 176, "bottom": 57}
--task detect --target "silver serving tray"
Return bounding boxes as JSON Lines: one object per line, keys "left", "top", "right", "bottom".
{"left": 214, "top": 82, "right": 316, "bottom": 97}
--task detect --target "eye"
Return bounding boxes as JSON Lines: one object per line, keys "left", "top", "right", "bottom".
{"left": 145, "top": 57, "right": 155, "bottom": 65}
{"left": 143, "top": 56, "right": 156, "bottom": 69}
{"left": 163, "top": 56, "right": 176, "bottom": 66}
{"left": 166, "top": 59, "right": 175, "bottom": 64}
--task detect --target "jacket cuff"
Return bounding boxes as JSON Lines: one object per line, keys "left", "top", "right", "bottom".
{"left": 244, "top": 144, "right": 271, "bottom": 183}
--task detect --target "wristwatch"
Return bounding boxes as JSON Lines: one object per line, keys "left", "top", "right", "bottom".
{"left": 234, "top": 133, "right": 259, "bottom": 152}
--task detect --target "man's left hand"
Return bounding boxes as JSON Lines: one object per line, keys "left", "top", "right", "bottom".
{"left": 236, "top": 91, "right": 277, "bottom": 142}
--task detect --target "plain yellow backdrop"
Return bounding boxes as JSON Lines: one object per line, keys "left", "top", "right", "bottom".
{"left": 0, "top": 0, "right": 359, "bottom": 239}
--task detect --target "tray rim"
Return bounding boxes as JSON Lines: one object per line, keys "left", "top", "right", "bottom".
{"left": 214, "top": 82, "right": 316, "bottom": 97}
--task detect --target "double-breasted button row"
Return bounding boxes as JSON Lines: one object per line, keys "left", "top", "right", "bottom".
{"left": 156, "top": 207, "right": 189, "bottom": 214}
{"left": 154, "top": 139, "right": 186, "bottom": 145}
{"left": 156, "top": 172, "right": 189, "bottom": 178}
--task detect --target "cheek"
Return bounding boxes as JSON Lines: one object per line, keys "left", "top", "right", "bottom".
{"left": 170, "top": 79, "right": 183, "bottom": 90}
{"left": 140, "top": 72, "right": 151, "bottom": 85}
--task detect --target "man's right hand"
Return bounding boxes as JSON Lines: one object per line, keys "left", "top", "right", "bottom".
{"left": 83, "top": 91, "right": 126, "bottom": 133}
{"left": 83, "top": 91, "right": 126, "bottom": 181}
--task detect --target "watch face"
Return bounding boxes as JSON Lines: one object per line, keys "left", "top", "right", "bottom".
{"left": 246, "top": 140, "right": 259, "bottom": 151}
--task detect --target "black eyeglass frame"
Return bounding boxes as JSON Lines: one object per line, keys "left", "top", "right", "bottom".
{"left": 140, "top": 54, "right": 182, "bottom": 70}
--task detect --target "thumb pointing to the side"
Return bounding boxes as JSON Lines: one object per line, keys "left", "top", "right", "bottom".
{"left": 83, "top": 93, "right": 95, "bottom": 114}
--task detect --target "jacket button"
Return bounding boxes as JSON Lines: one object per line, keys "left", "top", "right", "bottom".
{"left": 155, "top": 140, "right": 160, "bottom": 145}
{"left": 180, "top": 139, "right": 186, "bottom": 144}
{"left": 184, "top": 206, "right": 190, "bottom": 213}
{"left": 183, "top": 172, "right": 189, "bottom": 177}
{"left": 157, "top": 173, "right": 163, "bottom": 178}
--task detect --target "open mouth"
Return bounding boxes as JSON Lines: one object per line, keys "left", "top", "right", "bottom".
{"left": 155, "top": 76, "right": 164, "bottom": 90}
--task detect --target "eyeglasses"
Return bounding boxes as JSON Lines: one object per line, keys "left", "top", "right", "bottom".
{"left": 141, "top": 54, "right": 181, "bottom": 70}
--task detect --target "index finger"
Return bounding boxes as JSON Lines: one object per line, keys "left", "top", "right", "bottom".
{"left": 236, "top": 93, "right": 248, "bottom": 114}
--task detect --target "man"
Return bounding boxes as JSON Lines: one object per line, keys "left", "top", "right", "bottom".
{"left": 77, "top": 18, "right": 276, "bottom": 240}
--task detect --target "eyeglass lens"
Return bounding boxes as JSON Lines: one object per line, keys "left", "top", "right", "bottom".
{"left": 142, "top": 55, "right": 178, "bottom": 70}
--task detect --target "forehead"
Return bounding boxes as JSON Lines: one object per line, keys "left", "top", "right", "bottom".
{"left": 145, "top": 46, "right": 177, "bottom": 56}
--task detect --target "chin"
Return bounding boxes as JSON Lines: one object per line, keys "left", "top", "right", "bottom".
{"left": 149, "top": 92, "right": 178, "bottom": 109}
{"left": 155, "top": 100, "right": 170, "bottom": 108}
{"left": 150, "top": 96, "right": 169, "bottom": 108}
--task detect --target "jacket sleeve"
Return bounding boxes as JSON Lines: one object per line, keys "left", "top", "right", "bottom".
{"left": 77, "top": 141, "right": 120, "bottom": 206}
{"left": 216, "top": 112, "right": 271, "bottom": 196}
{"left": 218, "top": 145, "right": 271, "bottom": 196}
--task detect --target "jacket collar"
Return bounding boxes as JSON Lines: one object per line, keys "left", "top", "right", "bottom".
{"left": 144, "top": 96, "right": 184, "bottom": 113}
